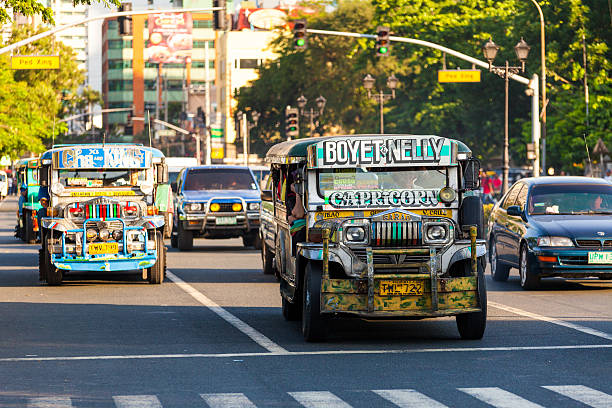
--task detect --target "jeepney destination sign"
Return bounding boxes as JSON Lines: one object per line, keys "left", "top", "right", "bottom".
{"left": 54, "top": 147, "right": 151, "bottom": 169}
{"left": 314, "top": 136, "right": 453, "bottom": 168}
{"left": 325, "top": 189, "right": 440, "bottom": 209}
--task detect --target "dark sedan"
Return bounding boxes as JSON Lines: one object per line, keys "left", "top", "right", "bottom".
{"left": 488, "top": 176, "right": 612, "bottom": 289}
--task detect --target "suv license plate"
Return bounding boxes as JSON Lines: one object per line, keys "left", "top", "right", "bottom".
{"left": 588, "top": 252, "right": 612, "bottom": 264}
{"left": 216, "top": 216, "right": 237, "bottom": 225}
{"left": 89, "top": 242, "right": 119, "bottom": 255}
{"left": 379, "top": 280, "right": 424, "bottom": 296}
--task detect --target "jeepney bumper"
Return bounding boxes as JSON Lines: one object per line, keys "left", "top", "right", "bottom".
{"left": 51, "top": 252, "right": 158, "bottom": 272}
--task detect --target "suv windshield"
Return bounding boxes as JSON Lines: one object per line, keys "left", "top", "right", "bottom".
{"left": 184, "top": 168, "right": 257, "bottom": 190}
{"left": 528, "top": 184, "right": 612, "bottom": 214}
{"left": 58, "top": 169, "right": 146, "bottom": 188}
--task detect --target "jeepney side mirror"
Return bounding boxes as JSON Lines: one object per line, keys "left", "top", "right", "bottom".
{"left": 261, "top": 190, "right": 273, "bottom": 202}
{"left": 39, "top": 166, "right": 49, "bottom": 187}
{"left": 157, "top": 164, "right": 168, "bottom": 184}
{"left": 463, "top": 158, "right": 481, "bottom": 190}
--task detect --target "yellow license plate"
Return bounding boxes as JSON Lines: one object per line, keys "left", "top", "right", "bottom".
{"left": 88, "top": 242, "right": 119, "bottom": 255}
{"left": 379, "top": 280, "right": 424, "bottom": 296}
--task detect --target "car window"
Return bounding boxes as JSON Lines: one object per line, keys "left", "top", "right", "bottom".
{"left": 184, "top": 168, "right": 257, "bottom": 190}
{"left": 516, "top": 184, "right": 528, "bottom": 209}
{"left": 502, "top": 183, "right": 522, "bottom": 210}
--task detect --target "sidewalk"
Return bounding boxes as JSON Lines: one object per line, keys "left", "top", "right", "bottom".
{"left": 0, "top": 195, "right": 18, "bottom": 213}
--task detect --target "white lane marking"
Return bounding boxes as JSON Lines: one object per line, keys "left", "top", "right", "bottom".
{"left": 373, "top": 389, "right": 448, "bottom": 408}
{"left": 113, "top": 395, "right": 163, "bottom": 408}
{"left": 489, "top": 301, "right": 612, "bottom": 341}
{"left": 289, "top": 391, "right": 352, "bottom": 408}
{"left": 200, "top": 393, "right": 257, "bottom": 408}
{"left": 165, "top": 270, "right": 287, "bottom": 354}
{"left": 459, "top": 387, "right": 545, "bottom": 408}
{"left": 543, "top": 385, "right": 612, "bottom": 408}
{"left": 27, "top": 397, "right": 73, "bottom": 408}
{"left": 1, "top": 343, "right": 611, "bottom": 362}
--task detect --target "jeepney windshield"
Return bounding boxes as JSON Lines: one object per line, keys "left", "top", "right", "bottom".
{"left": 318, "top": 167, "right": 448, "bottom": 196}
{"left": 58, "top": 169, "right": 147, "bottom": 188}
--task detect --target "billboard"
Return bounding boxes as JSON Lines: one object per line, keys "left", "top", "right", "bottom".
{"left": 146, "top": 12, "right": 193, "bottom": 64}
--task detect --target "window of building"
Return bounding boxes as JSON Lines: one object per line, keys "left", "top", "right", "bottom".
{"left": 108, "top": 20, "right": 118, "bottom": 30}
{"left": 108, "top": 80, "right": 133, "bottom": 91}
{"left": 108, "top": 60, "right": 132, "bottom": 69}
{"left": 166, "top": 80, "right": 183, "bottom": 90}
{"left": 193, "top": 20, "right": 213, "bottom": 28}
{"left": 108, "top": 39, "right": 132, "bottom": 49}
{"left": 144, "top": 79, "right": 157, "bottom": 90}
{"left": 239, "top": 59, "right": 259, "bottom": 69}
{"left": 192, "top": 60, "right": 215, "bottom": 69}
{"left": 193, "top": 40, "right": 214, "bottom": 49}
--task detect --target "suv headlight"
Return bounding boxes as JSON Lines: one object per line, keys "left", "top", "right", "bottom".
{"left": 248, "top": 202, "right": 260, "bottom": 211}
{"left": 186, "top": 202, "right": 202, "bottom": 212}
{"left": 345, "top": 226, "right": 366, "bottom": 243}
{"left": 423, "top": 222, "right": 451, "bottom": 244}
{"left": 538, "top": 236, "right": 573, "bottom": 247}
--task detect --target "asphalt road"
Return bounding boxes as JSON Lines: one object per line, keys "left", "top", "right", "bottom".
{"left": 0, "top": 196, "right": 610, "bottom": 408}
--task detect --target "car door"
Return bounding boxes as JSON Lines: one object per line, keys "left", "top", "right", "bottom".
{"left": 260, "top": 175, "right": 276, "bottom": 249}
{"left": 494, "top": 184, "right": 521, "bottom": 262}
{"left": 506, "top": 183, "right": 528, "bottom": 266}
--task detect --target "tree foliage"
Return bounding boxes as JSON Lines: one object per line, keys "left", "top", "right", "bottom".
{"left": 237, "top": 0, "right": 612, "bottom": 174}
{"left": 1, "top": 0, "right": 119, "bottom": 25}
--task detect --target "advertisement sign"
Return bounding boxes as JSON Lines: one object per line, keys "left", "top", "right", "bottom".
{"left": 146, "top": 12, "right": 193, "bottom": 64}
{"left": 53, "top": 147, "right": 151, "bottom": 169}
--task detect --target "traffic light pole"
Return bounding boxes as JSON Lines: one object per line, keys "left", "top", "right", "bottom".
{"left": 305, "top": 28, "right": 541, "bottom": 176}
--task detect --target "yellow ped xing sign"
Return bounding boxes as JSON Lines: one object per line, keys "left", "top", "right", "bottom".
{"left": 438, "top": 69, "right": 481, "bottom": 83}
{"left": 11, "top": 55, "right": 60, "bottom": 70}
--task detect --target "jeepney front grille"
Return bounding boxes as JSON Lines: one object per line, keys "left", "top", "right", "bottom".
{"left": 371, "top": 221, "right": 421, "bottom": 247}
{"left": 351, "top": 248, "right": 430, "bottom": 273}
{"left": 69, "top": 203, "right": 123, "bottom": 219}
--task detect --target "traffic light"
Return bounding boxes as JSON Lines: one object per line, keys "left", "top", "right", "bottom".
{"left": 376, "top": 25, "right": 390, "bottom": 57}
{"left": 118, "top": 3, "right": 132, "bottom": 36}
{"left": 213, "top": 0, "right": 226, "bottom": 30}
{"left": 285, "top": 107, "right": 299, "bottom": 138}
{"left": 292, "top": 19, "right": 307, "bottom": 50}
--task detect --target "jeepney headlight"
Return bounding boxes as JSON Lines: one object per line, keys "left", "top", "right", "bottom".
{"left": 50, "top": 182, "right": 64, "bottom": 195}
{"left": 248, "top": 202, "right": 260, "bottom": 211}
{"left": 426, "top": 225, "right": 446, "bottom": 240}
{"left": 186, "top": 202, "right": 202, "bottom": 212}
{"left": 112, "top": 230, "right": 123, "bottom": 241}
{"left": 85, "top": 229, "right": 97, "bottom": 242}
{"left": 423, "top": 222, "right": 451, "bottom": 244}
{"left": 98, "top": 228, "right": 111, "bottom": 241}
{"left": 345, "top": 226, "right": 366, "bottom": 243}
{"left": 439, "top": 187, "right": 456, "bottom": 203}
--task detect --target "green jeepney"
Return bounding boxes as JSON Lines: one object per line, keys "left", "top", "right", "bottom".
{"left": 15, "top": 158, "right": 42, "bottom": 243}
{"left": 263, "top": 134, "right": 487, "bottom": 341}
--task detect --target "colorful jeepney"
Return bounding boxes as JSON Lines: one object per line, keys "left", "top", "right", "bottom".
{"left": 263, "top": 134, "right": 487, "bottom": 341}
{"left": 38, "top": 144, "right": 170, "bottom": 285}
{"left": 15, "top": 158, "right": 42, "bottom": 243}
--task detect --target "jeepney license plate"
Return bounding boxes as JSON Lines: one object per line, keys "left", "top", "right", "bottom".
{"left": 379, "top": 280, "right": 424, "bottom": 296}
{"left": 216, "top": 216, "right": 237, "bottom": 225}
{"left": 88, "top": 242, "right": 119, "bottom": 255}
{"left": 588, "top": 252, "right": 612, "bottom": 264}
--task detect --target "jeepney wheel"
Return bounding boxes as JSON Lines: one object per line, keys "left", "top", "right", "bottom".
{"left": 456, "top": 259, "right": 487, "bottom": 340}
{"left": 170, "top": 231, "right": 177, "bottom": 248}
{"left": 24, "top": 210, "right": 35, "bottom": 244}
{"left": 43, "top": 233, "right": 63, "bottom": 286}
{"left": 177, "top": 224, "right": 193, "bottom": 251}
{"left": 38, "top": 248, "right": 47, "bottom": 282}
{"left": 490, "top": 238, "right": 510, "bottom": 282}
{"left": 261, "top": 240, "right": 275, "bottom": 275}
{"left": 302, "top": 261, "right": 327, "bottom": 342}
{"left": 148, "top": 231, "right": 165, "bottom": 284}
{"left": 282, "top": 296, "right": 300, "bottom": 321}
{"left": 519, "top": 244, "right": 540, "bottom": 290}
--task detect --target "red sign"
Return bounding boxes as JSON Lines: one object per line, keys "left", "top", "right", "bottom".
{"left": 146, "top": 12, "right": 193, "bottom": 64}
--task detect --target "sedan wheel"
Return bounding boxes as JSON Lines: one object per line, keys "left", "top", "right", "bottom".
{"left": 519, "top": 245, "right": 540, "bottom": 290}
{"left": 490, "top": 239, "right": 509, "bottom": 282}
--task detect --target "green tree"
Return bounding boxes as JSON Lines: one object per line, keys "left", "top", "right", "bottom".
{"left": 1, "top": 0, "right": 119, "bottom": 25}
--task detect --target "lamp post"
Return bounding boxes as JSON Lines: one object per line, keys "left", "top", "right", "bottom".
{"left": 363, "top": 73, "right": 398, "bottom": 134}
{"left": 236, "top": 110, "right": 259, "bottom": 165}
{"left": 528, "top": 0, "right": 547, "bottom": 175}
{"left": 483, "top": 37, "right": 530, "bottom": 195}
{"left": 297, "top": 95, "right": 327, "bottom": 137}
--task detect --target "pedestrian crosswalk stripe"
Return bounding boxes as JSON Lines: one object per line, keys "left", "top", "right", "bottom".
{"left": 200, "top": 393, "right": 257, "bottom": 408}
{"left": 27, "top": 397, "right": 72, "bottom": 408}
{"left": 373, "top": 389, "right": 449, "bottom": 408}
{"left": 288, "top": 391, "right": 353, "bottom": 408}
{"left": 113, "top": 395, "right": 163, "bottom": 408}
{"left": 459, "top": 387, "right": 545, "bottom": 408}
{"left": 543, "top": 385, "right": 612, "bottom": 408}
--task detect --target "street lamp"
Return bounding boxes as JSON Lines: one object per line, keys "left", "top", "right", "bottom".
{"left": 237, "top": 110, "right": 259, "bottom": 165}
{"left": 483, "top": 37, "right": 530, "bottom": 195}
{"left": 528, "top": 0, "right": 547, "bottom": 175}
{"left": 363, "top": 73, "right": 399, "bottom": 134}
{"left": 297, "top": 95, "right": 327, "bottom": 137}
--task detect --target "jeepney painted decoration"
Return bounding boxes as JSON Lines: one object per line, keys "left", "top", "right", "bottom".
{"left": 309, "top": 135, "right": 456, "bottom": 168}
{"left": 53, "top": 147, "right": 151, "bottom": 169}
{"left": 325, "top": 189, "right": 440, "bottom": 210}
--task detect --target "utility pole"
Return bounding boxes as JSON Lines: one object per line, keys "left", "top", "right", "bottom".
{"left": 204, "top": 40, "right": 211, "bottom": 165}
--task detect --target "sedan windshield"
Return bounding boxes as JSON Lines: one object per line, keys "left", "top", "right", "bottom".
{"left": 528, "top": 184, "right": 612, "bottom": 215}
{"left": 184, "top": 168, "right": 257, "bottom": 190}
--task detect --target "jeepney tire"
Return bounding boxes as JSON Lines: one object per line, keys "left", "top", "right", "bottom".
{"left": 38, "top": 248, "right": 47, "bottom": 282}
{"left": 242, "top": 232, "right": 260, "bottom": 249}
{"left": 490, "top": 237, "right": 510, "bottom": 282}
{"left": 170, "top": 232, "right": 177, "bottom": 248}
{"left": 177, "top": 224, "right": 193, "bottom": 251}
{"left": 459, "top": 196, "right": 485, "bottom": 239}
{"left": 261, "top": 241, "right": 275, "bottom": 275}
{"left": 302, "top": 261, "right": 327, "bottom": 342}
{"left": 282, "top": 296, "right": 300, "bottom": 321}
{"left": 148, "top": 231, "right": 164, "bottom": 284}
{"left": 456, "top": 259, "right": 487, "bottom": 340}
{"left": 43, "top": 235, "right": 63, "bottom": 286}
{"left": 24, "top": 210, "right": 35, "bottom": 244}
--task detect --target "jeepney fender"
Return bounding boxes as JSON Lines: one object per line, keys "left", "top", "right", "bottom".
{"left": 41, "top": 217, "right": 75, "bottom": 232}
{"left": 136, "top": 215, "right": 165, "bottom": 229}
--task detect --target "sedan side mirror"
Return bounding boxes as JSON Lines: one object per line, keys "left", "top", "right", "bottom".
{"left": 507, "top": 205, "right": 525, "bottom": 220}
{"left": 261, "top": 190, "right": 273, "bottom": 202}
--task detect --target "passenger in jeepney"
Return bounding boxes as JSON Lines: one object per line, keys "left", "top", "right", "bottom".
{"left": 36, "top": 185, "right": 50, "bottom": 242}
{"left": 286, "top": 167, "right": 306, "bottom": 251}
